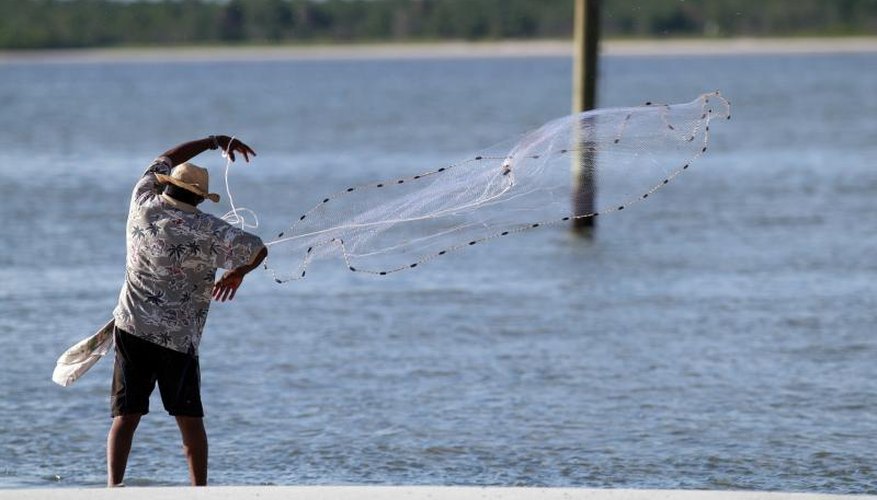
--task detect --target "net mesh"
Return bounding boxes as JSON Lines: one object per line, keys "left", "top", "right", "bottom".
{"left": 234, "top": 92, "right": 730, "bottom": 282}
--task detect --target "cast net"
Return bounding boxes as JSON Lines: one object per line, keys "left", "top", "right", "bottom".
{"left": 225, "top": 92, "right": 730, "bottom": 282}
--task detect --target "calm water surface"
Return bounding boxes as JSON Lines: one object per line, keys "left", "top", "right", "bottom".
{"left": 0, "top": 51, "right": 876, "bottom": 492}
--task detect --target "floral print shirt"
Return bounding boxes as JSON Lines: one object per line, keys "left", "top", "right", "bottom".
{"left": 113, "top": 157, "right": 264, "bottom": 354}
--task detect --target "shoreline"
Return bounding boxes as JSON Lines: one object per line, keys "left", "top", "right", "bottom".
{"left": 0, "top": 486, "right": 874, "bottom": 500}
{"left": 1, "top": 37, "right": 876, "bottom": 64}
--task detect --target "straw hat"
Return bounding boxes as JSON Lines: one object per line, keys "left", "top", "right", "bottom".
{"left": 155, "top": 162, "right": 220, "bottom": 203}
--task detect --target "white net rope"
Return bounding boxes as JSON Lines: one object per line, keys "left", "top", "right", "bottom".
{"left": 224, "top": 92, "right": 730, "bottom": 282}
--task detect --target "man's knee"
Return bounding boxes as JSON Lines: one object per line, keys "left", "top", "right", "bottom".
{"left": 111, "top": 414, "right": 142, "bottom": 433}
{"left": 175, "top": 416, "right": 206, "bottom": 442}
{"left": 175, "top": 415, "right": 204, "bottom": 429}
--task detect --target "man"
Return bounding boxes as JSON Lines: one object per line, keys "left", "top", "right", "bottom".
{"left": 108, "top": 135, "right": 267, "bottom": 487}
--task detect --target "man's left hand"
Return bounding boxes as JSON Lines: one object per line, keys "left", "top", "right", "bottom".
{"left": 215, "top": 136, "right": 256, "bottom": 163}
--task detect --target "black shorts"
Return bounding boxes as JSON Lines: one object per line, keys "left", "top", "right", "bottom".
{"left": 110, "top": 327, "right": 203, "bottom": 418}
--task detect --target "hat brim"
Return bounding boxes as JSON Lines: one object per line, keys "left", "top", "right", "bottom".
{"left": 155, "top": 173, "right": 220, "bottom": 203}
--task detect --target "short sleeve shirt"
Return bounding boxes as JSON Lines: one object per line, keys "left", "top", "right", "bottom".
{"left": 113, "top": 157, "right": 264, "bottom": 354}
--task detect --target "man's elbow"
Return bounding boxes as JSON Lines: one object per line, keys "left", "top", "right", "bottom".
{"left": 253, "top": 245, "right": 268, "bottom": 266}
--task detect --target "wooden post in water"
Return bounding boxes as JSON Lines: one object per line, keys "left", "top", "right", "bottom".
{"left": 571, "top": 0, "right": 600, "bottom": 232}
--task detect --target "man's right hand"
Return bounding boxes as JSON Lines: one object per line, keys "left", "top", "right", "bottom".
{"left": 213, "top": 269, "right": 244, "bottom": 302}
{"left": 212, "top": 246, "right": 268, "bottom": 302}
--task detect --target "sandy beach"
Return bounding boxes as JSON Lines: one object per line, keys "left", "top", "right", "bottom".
{"left": 1, "top": 486, "right": 875, "bottom": 500}
{"left": 0, "top": 37, "right": 875, "bottom": 64}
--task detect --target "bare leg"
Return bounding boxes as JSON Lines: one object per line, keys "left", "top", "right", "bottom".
{"left": 107, "top": 414, "right": 142, "bottom": 487}
{"left": 176, "top": 416, "right": 208, "bottom": 486}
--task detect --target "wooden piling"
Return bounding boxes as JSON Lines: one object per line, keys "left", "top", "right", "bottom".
{"left": 571, "top": 0, "right": 600, "bottom": 231}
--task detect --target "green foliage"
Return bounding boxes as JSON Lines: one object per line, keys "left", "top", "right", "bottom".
{"left": 0, "top": 0, "right": 874, "bottom": 49}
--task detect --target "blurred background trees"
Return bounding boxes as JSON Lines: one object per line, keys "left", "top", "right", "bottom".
{"left": 0, "top": 0, "right": 874, "bottom": 49}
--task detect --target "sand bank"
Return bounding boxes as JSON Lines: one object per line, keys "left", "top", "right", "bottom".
{"left": 1, "top": 37, "right": 876, "bottom": 64}
{"left": 0, "top": 486, "right": 874, "bottom": 500}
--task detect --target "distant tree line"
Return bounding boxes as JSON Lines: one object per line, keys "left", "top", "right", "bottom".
{"left": 0, "top": 0, "right": 875, "bottom": 49}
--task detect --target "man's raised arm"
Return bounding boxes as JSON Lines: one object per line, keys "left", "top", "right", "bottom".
{"left": 161, "top": 135, "right": 256, "bottom": 165}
